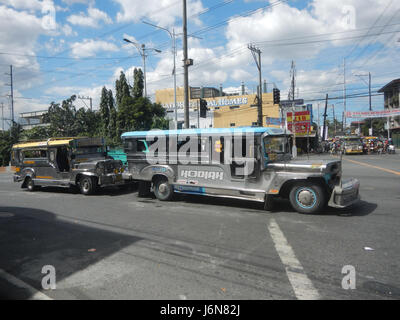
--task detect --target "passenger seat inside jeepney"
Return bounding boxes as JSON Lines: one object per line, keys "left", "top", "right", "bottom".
{"left": 56, "top": 147, "right": 70, "bottom": 172}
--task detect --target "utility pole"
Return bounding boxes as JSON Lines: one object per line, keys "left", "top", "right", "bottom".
{"left": 183, "top": 0, "right": 190, "bottom": 129}
{"left": 5, "top": 65, "right": 14, "bottom": 125}
{"left": 332, "top": 104, "right": 337, "bottom": 136}
{"left": 322, "top": 94, "right": 328, "bottom": 141}
{"left": 1, "top": 102, "right": 4, "bottom": 131}
{"left": 343, "top": 58, "right": 346, "bottom": 132}
{"left": 248, "top": 44, "right": 263, "bottom": 127}
{"left": 78, "top": 96, "right": 93, "bottom": 110}
{"left": 123, "top": 39, "right": 161, "bottom": 99}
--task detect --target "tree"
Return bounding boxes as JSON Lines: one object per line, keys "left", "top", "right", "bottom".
{"left": 99, "top": 86, "right": 110, "bottom": 137}
{"left": 115, "top": 71, "right": 131, "bottom": 108}
{"left": 21, "top": 126, "right": 51, "bottom": 141}
{"left": 0, "top": 123, "right": 21, "bottom": 166}
{"left": 132, "top": 68, "right": 144, "bottom": 98}
{"left": 108, "top": 89, "right": 118, "bottom": 144}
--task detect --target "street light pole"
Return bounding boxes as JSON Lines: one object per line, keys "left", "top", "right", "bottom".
{"left": 142, "top": 21, "right": 178, "bottom": 128}
{"left": 123, "top": 38, "right": 161, "bottom": 99}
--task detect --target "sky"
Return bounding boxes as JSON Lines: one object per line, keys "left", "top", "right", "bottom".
{"left": 0, "top": 0, "right": 399, "bottom": 129}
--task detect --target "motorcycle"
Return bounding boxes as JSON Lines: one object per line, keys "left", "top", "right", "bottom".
{"left": 388, "top": 144, "right": 396, "bottom": 154}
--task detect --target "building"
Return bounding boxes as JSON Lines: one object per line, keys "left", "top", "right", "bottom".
{"left": 155, "top": 85, "right": 281, "bottom": 129}
{"left": 19, "top": 110, "right": 49, "bottom": 130}
{"left": 378, "top": 79, "right": 400, "bottom": 143}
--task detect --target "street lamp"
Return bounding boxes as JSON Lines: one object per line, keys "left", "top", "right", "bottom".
{"left": 123, "top": 38, "right": 161, "bottom": 98}
{"left": 142, "top": 21, "right": 178, "bottom": 128}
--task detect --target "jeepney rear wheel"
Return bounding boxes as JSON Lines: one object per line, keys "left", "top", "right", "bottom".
{"left": 79, "top": 176, "right": 96, "bottom": 195}
{"left": 289, "top": 182, "right": 326, "bottom": 214}
{"left": 153, "top": 177, "right": 174, "bottom": 201}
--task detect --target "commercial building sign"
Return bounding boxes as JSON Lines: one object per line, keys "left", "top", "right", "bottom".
{"left": 345, "top": 109, "right": 400, "bottom": 118}
{"left": 162, "top": 97, "right": 249, "bottom": 110}
{"left": 266, "top": 117, "right": 284, "bottom": 126}
{"left": 286, "top": 111, "right": 312, "bottom": 136}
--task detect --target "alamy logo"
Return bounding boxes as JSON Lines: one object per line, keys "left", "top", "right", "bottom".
{"left": 181, "top": 170, "right": 224, "bottom": 180}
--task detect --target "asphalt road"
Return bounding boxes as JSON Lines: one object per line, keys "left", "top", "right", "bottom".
{"left": 0, "top": 153, "right": 399, "bottom": 300}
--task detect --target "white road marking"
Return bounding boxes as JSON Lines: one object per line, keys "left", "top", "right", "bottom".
{"left": 0, "top": 268, "right": 53, "bottom": 300}
{"left": 268, "top": 219, "right": 320, "bottom": 300}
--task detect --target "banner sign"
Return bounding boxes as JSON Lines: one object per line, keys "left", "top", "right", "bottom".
{"left": 286, "top": 111, "right": 312, "bottom": 136}
{"left": 286, "top": 111, "right": 311, "bottom": 122}
{"left": 287, "top": 122, "right": 312, "bottom": 136}
{"left": 346, "top": 109, "right": 400, "bottom": 118}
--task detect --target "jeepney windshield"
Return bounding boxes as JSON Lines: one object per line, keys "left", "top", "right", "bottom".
{"left": 263, "top": 136, "right": 289, "bottom": 154}
{"left": 344, "top": 138, "right": 362, "bottom": 145}
{"left": 74, "top": 146, "right": 104, "bottom": 155}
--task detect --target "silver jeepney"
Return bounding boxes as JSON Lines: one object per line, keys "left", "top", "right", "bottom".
{"left": 122, "top": 128, "right": 360, "bottom": 214}
{"left": 12, "top": 137, "right": 124, "bottom": 195}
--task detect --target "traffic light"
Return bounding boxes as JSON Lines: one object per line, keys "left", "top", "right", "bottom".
{"left": 273, "top": 88, "right": 280, "bottom": 105}
{"left": 200, "top": 98, "right": 208, "bottom": 118}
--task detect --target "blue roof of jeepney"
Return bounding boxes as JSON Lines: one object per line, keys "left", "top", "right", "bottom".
{"left": 122, "top": 127, "right": 286, "bottom": 138}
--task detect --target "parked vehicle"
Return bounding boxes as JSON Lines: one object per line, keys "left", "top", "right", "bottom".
{"left": 121, "top": 128, "right": 360, "bottom": 214}
{"left": 11, "top": 137, "right": 124, "bottom": 195}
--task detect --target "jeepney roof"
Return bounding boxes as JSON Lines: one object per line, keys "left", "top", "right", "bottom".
{"left": 122, "top": 127, "right": 286, "bottom": 138}
{"left": 12, "top": 137, "right": 104, "bottom": 150}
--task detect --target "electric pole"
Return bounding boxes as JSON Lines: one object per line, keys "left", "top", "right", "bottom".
{"left": 5, "top": 65, "right": 14, "bottom": 125}
{"left": 1, "top": 102, "right": 4, "bottom": 131}
{"left": 183, "top": 0, "right": 190, "bottom": 129}
{"left": 78, "top": 96, "right": 93, "bottom": 110}
{"left": 322, "top": 94, "right": 328, "bottom": 141}
{"left": 248, "top": 44, "right": 263, "bottom": 127}
{"left": 343, "top": 58, "right": 346, "bottom": 132}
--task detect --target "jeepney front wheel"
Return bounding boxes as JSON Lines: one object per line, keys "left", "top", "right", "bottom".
{"left": 153, "top": 177, "right": 174, "bottom": 201}
{"left": 289, "top": 182, "right": 326, "bottom": 214}
{"left": 26, "top": 177, "right": 37, "bottom": 192}
{"left": 79, "top": 176, "right": 97, "bottom": 195}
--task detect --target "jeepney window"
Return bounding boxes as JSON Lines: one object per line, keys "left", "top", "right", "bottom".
{"left": 137, "top": 140, "right": 149, "bottom": 153}
{"left": 23, "top": 149, "right": 47, "bottom": 159}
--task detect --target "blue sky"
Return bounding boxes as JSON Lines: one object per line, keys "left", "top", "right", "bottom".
{"left": 0, "top": 0, "right": 399, "bottom": 128}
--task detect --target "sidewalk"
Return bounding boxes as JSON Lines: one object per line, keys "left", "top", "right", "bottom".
{"left": 0, "top": 166, "right": 15, "bottom": 174}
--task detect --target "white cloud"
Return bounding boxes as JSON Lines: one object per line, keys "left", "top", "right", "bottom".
{"left": 70, "top": 39, "right": 119, "bottom": 58}
{"left": 67, "top": 6, "right": 112, "bottom": 28}
{"left": 114, "top": 0, "right": 204, "bottom": 27}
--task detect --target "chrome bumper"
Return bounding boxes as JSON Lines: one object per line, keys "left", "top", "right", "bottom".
{"left": 328, "top": 178, "right": 360, "bottom": 208}
{"left": 99, "top": 173, "right": 124, "bottom": 186}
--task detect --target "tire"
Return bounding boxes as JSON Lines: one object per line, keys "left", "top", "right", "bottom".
{"left": 289, "top": 182, "right": 326, "bottom": 214}
{"left": 264, "top": 194, "right": 275, "bottom": 211}
{"left": 138, "top": 181, "right": 151, "bottom": 197}
{"left": 26, "top": 177, "right": 37, "bottom": 192}
{"left": 79, "top": 176, "right": 96, "bottom": 195}
{"left": 153, "top": 178, "right": 174, "bottom": 201}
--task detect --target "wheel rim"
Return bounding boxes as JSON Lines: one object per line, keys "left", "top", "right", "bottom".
{"left": 295, "top": 188, "right": 317, "bottom": 209}
{"left": 158, "top": 182, "right": 170, "bottom": 197}
{"left": 82, "top": 179, "right": 90, "bottom": 192}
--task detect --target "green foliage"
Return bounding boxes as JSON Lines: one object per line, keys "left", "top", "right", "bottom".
{"left": 361, "top": 118, "right": 386, "bottom": 137}
{"left": 0, "top": 123, "right": 21, "bottom": 166}
{"left": 0, "top": 70, "right": 169, "bottom": 162}
{"left": 132, "top": 68, "right": 144, "bottom": 98}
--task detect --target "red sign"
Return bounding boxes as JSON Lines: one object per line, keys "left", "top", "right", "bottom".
{"left": 286, "top": 111, "right": 311, "bottom": 135}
